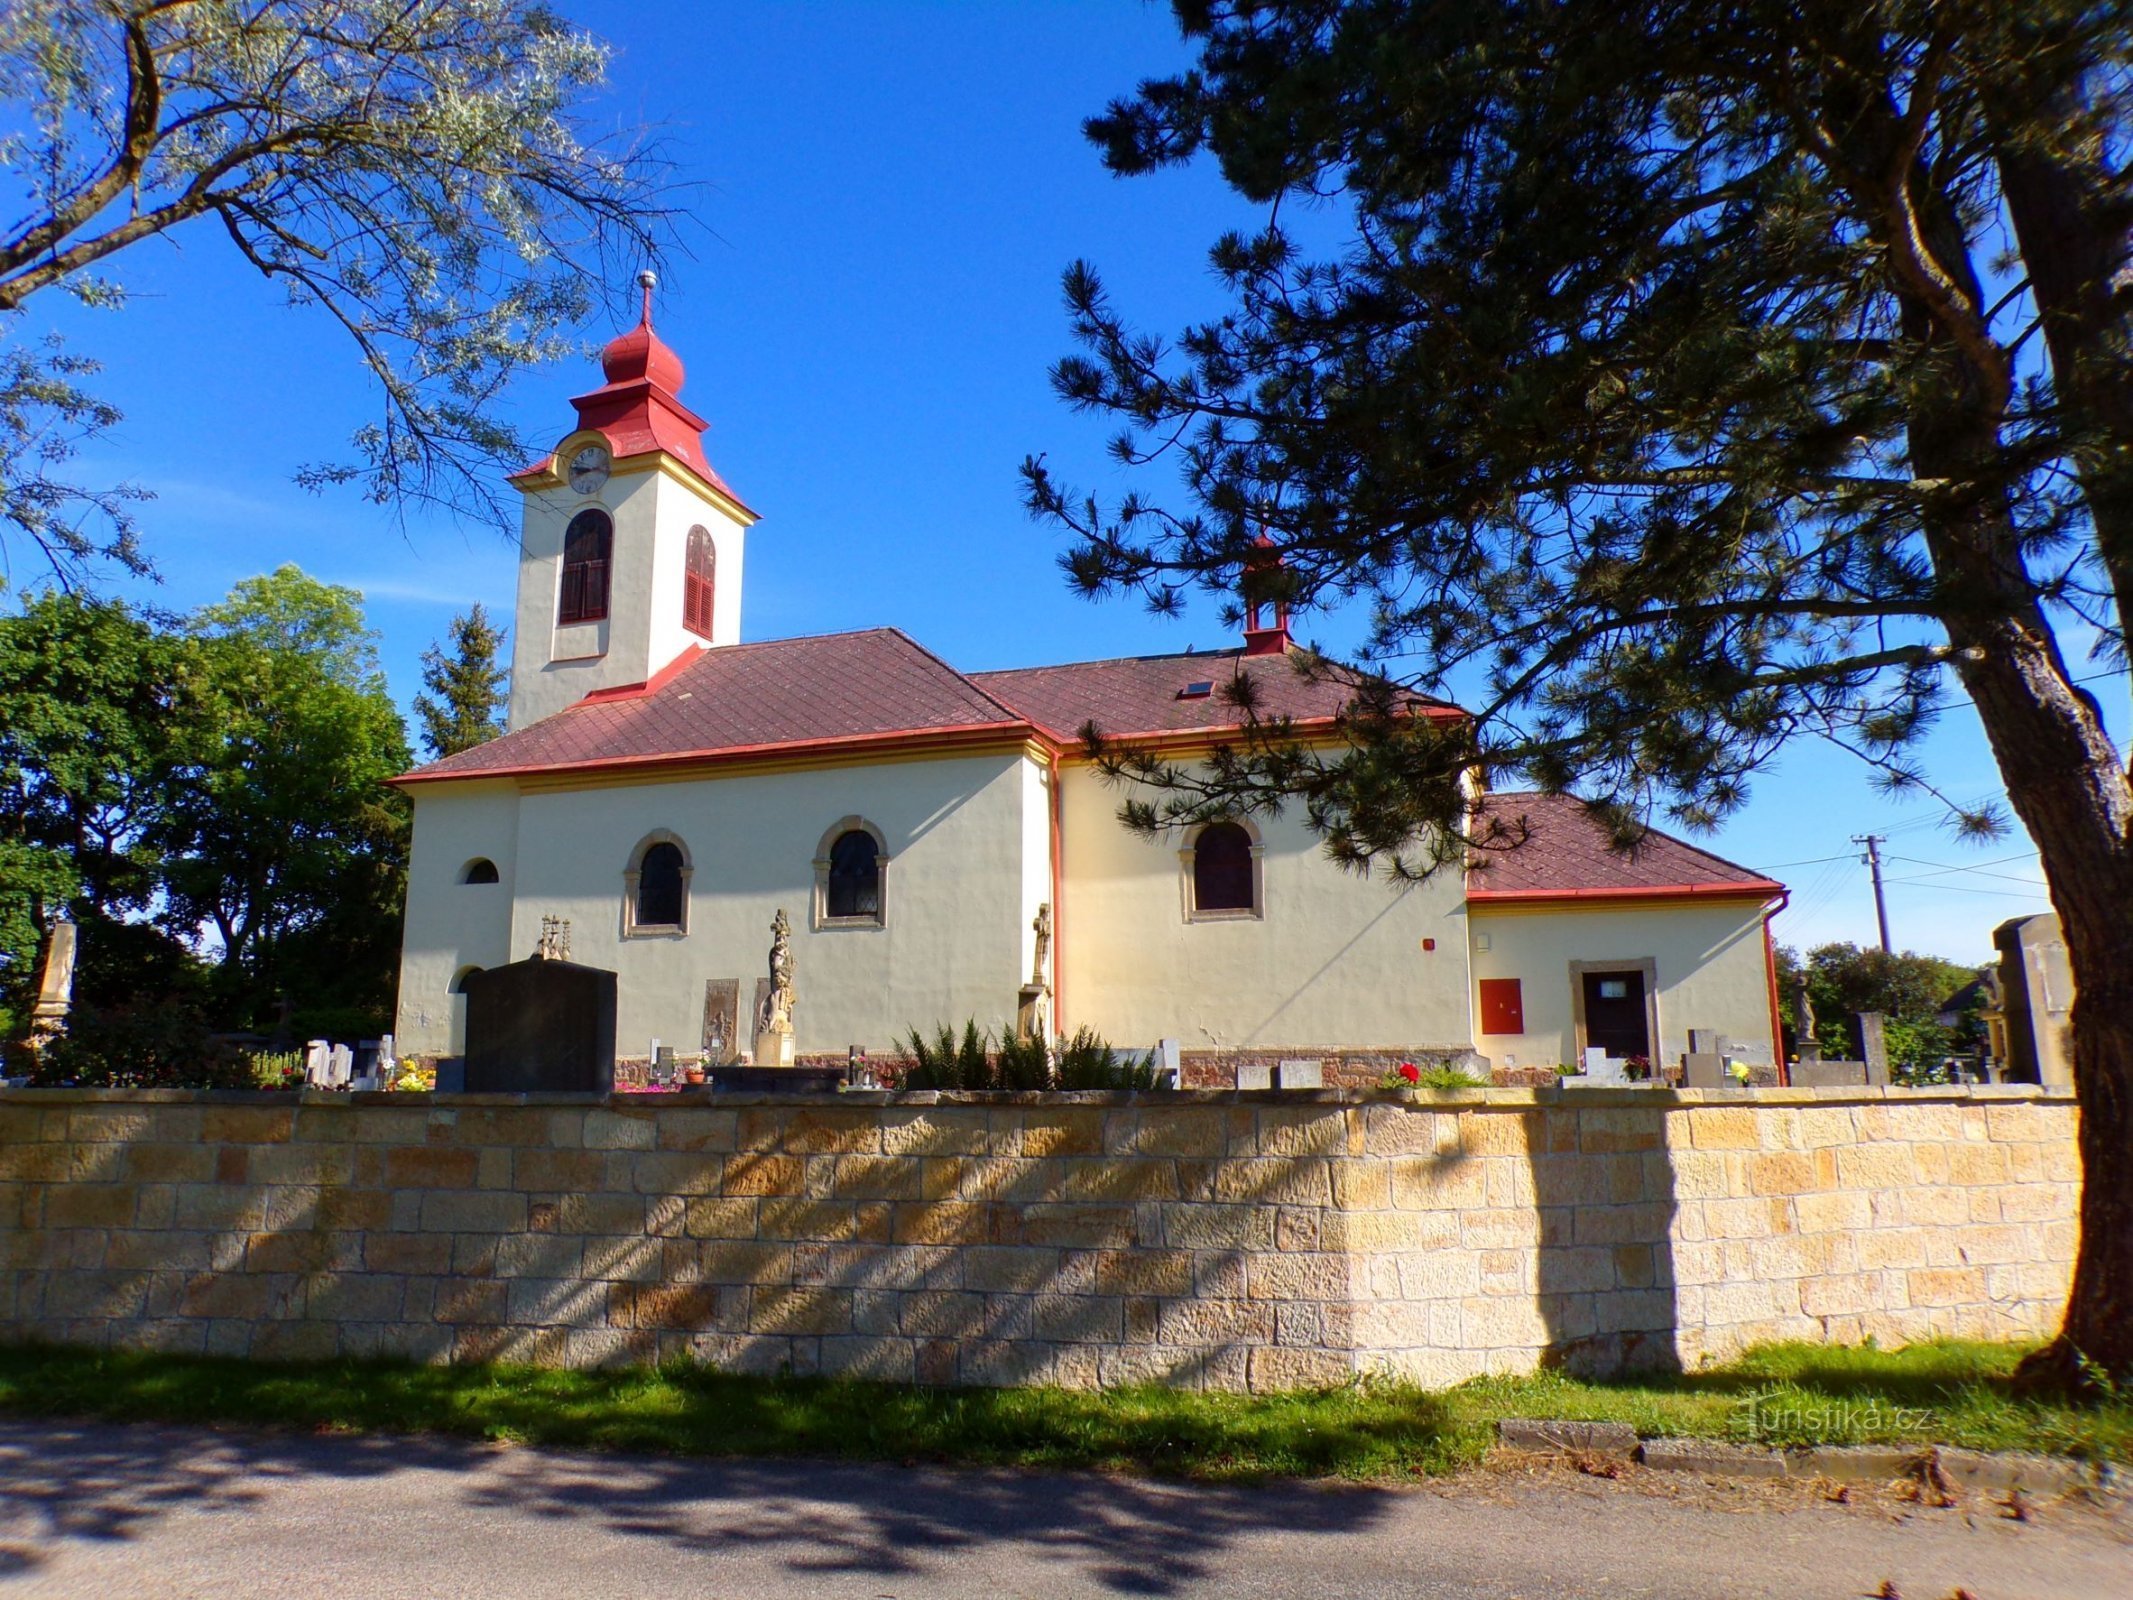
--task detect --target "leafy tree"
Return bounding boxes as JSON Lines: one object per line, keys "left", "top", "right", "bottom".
{"left": 0, "top": 590, "right": 183, "bottom": 1027}
{"left": 1028, "top": 2, "right": 2133, "bottom": 1385}
{"left": 413, "top": 604, "right": 508, "bottom": 759}
{"left": 0, "top": 0, "right": 670, "bottom": 581}
{"left": 1775, "top": 942, "right": 1979, "bottom": 1063}
{"left": 155, "top": 566, "right": 410, "bottom": 1030}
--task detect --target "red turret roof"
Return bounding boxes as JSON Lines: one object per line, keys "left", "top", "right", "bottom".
{"left": 513, "top": 276, "right": 754, "bottom": 513}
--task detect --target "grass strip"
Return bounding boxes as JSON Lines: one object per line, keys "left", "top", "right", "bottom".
{"left": 0, "top": 1339, "right": 2123, "bottom": 1482}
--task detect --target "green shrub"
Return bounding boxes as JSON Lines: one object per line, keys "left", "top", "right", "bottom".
{"left": 32, "top": 1006, "right": 254, "bottom": 1089}
{"left": 1418, "top": 1065, "right": 1488, "bottom": 1089}
{"left": 892, "top": 1022, "right": 1157, "bottom": 1091}
{"left": 898, "top": 1020, "right": 993, "bottom": 1090}
{"left": 1054, "top": 1026, "right": 1159, "bottom": 1091}
{"left": 991, "top": 1029, "right": 1052, "bottom": 1091}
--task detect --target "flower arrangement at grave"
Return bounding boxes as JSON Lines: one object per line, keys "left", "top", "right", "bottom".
{"left": 1375, "top": 1062, "right": 1423, "bottom": 1090}
{"left": 384, "top": 1058, "right": 435, "bottom": 1092}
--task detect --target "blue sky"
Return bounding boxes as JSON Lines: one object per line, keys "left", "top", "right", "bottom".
{"left": 13, "top": 0, "right": 2077, "bottom": 963}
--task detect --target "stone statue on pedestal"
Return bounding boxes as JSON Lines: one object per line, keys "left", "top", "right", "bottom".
{"left": 1792, "top": 976, "right": 1821, "bottom": 1063}
{"left": 27, "top": 917, "right": 78, "bottom": 1057}
{"left": 1018, "top": 901, "right": 1053, "bottom": 1044}
{"left": 754, "top": 909, "right": 797, "bottom": 1066}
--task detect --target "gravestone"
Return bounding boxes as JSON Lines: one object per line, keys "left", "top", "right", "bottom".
{"left": 1585, "top": 1050, "right": 1628, "bottom": 1084}
{"left": 327, "top": 1044, "right": 353, "bottom": 1087}
{"left": 463, "top": 956, "right": 617, "bottom": 1093}
{"left": 303, "top": 1039, "right": 332, "bottom": 1086}
{"left": 1682, "top": 1051, "right": 1729, "bottom": 1088}
{"left": 701, "top": 979, "right": 740, "bottom": 1065}
{"left": 1236, "top": 1062, "right": 1273, "bottom": 1090}
{"left": 1853, "top": 1012, "right": 1889, "bottom": 1082}
{"left": 1274, "top": 1059, "right": 1324, "bottom": 1089}
{"left": 1687, "top": 1028, "right": 1722, "bottom": 1056}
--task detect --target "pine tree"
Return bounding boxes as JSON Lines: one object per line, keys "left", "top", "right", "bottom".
{"left": 1027, "top": 0, "right": 2133, "bottom": 1387}
{"left": 413, "top": 605, "right": 507, "bottom": 759}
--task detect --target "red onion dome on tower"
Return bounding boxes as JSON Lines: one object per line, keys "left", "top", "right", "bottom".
{"left": 598, "top": 270, "right": 688, "bottom": 394}
{"left": 515, "top": 269, "right": 752, "bottom": 512}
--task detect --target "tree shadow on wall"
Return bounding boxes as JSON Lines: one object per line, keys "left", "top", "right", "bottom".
{"left": 0, "top": 1414, "right": 1398, "bottom": 1596}
{"left": 1526, "top": 1093, "right": 1684, "bottom": 1377}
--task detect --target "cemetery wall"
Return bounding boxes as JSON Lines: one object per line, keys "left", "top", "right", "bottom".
{"left": 0, "top": 1085, "right": 2077, "bottom": 1390}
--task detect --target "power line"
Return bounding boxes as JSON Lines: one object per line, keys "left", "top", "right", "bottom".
{"left": 1887, "top": 855, "right": 2047, "bottom": 887}
{"left": 1879, "top": 879, "right": 2051, "bottom": 900}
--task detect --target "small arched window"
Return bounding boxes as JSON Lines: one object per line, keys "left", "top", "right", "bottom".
{"left": 450, "top": 965, "right": 484, "bottom": 995}
{"left": 813, "top": 817, "right": 888, "bottom": 928}
{"left": 636, "top": 843, "right": 685, "bottom": 927}
{"left": 558, "top": 509, "right": 613, "bottom": 625}
{"left": 827, "top": 830, "right": 880, "bottom": 920}
{"left": 1190, "top": 821, "right": 1258, "bottom": 916}
{"left": 682, "top": 525, "right": 716, "bottom": 640}
{"left": 461, "top": 858, "right": 499, "bottom": 885}
{"left": 623, "top": 831, "right": 691, "bottom": 936}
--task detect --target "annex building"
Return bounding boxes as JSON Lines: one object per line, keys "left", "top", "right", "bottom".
{"left": 391, "top": 293, "right": 1787, "bottom": 1082}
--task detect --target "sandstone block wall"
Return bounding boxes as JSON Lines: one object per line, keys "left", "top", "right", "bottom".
{"left": 0, "top": 1086, "right": 2078, "bottom": 1390}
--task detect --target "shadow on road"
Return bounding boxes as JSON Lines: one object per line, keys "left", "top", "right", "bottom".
{"left": 0, "top": 1419, "right": 1393, "bottom": 1595}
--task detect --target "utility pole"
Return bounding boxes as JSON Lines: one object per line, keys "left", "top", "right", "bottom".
{"left": 1852, "top": 833, "right": 1891, "bottom": 954}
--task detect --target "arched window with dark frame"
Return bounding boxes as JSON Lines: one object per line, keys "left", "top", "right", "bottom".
{"left": 635, "top": 841, "right": 685, "bottom": 928}
{"left": 682, "top": 525, "right": 716, "bottom": 639}
{"left": 1191, "top": 821, "right": 1256, "bottom": 914}
{"left": 558, "top": 509, "right": 613, "bottom": 625}
{"left": 461, "top": 858, "right": 499, "bottom": 885}
{"left": 826, "top": 829, "right": 881, "bottom": 920}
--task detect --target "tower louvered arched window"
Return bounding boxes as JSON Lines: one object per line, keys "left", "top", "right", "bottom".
{"left": 683, "top": 525, "right": 716, "bottom": 639}
{"left": 558, "top": 509, "right": 612, "bottom": 625}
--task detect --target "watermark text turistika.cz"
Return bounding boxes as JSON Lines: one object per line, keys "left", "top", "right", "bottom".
{"left": 1730, "top": 1390, "right": 1933, "bottom": 1439}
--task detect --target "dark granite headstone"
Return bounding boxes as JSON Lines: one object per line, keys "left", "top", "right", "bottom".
{"left": 463, "top": 957, "right": 617, "bottom": 1093}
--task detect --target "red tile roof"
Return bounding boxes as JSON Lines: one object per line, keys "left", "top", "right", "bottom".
{"left": 400, "top": 629, "right": 1030, "bottom": 783}
{"left": 1466, "top": 791, "right": 1783, "bottom": 901}
{"left": 970, "top": 647, "right": 1458, "bottom": 742}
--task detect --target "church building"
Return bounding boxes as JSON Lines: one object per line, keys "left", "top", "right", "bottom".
{"left": 391, "top": 289, "right": 1787, "bottom": 1083}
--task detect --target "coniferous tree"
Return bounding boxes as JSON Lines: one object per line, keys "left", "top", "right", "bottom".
{"left": 1027, "top": 0, "right": 2133, "bottom": 1386}
{"left": 413, "top": 605, "right": 508, "bottom": 759}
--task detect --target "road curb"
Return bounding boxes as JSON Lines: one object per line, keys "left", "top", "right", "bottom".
{"left": 1495, "top": 1421, "right": 2119, "bottom": 1498}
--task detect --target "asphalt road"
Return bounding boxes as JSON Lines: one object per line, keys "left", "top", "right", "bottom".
{"left": 0, "top": 1418, "right": 2126, "bottom": 1598}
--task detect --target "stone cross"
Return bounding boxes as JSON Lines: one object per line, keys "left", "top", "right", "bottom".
{"left": 1030, "top": 902, "right": 1052, "bottom": 990}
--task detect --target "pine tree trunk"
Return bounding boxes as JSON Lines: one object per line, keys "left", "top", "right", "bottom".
{"left": 1905, "top": 332, "right": 2133, "bottom": 1388}
{"left": 1956, "top": 634, "right": 2133, "bottom": 1388}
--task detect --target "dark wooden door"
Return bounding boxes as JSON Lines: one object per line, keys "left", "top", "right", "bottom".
{"left": 1581, "top": 970, "right": 1651, "bottom": 1059}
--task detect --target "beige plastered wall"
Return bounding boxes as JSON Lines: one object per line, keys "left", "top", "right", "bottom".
{"left": 1055, "top": 764, "right": 1473, "bottom": 1051}
{"left": 395, "top": 749, "right": 1046, "bottom": 1058}
{"left": 1467, "top": 899, "right": 1777, "bottom": 1072}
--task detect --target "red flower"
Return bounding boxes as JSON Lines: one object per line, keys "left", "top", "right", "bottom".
{"left": 1398, "top": 1062, "right": 1421, "bottom": 1084}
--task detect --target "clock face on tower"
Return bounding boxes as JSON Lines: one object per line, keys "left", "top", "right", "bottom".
{"left": 568, "top": 443, "right": 611, "bottom": 495}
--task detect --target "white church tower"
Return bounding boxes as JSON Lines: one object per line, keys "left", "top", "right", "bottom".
{"left": 505, "top": 272, "right": 758, "bottom": 730}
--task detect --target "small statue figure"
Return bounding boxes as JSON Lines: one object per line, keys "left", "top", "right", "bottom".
{"left": 1792, "top": 975, "right": 1821, "bottom": 1063}
{"left": 754, "top": 909, "right": 797, "bottom": 1065}
{"left": 535, "top": 915, "right": 573, "bottom": 962}
{"left": 1030, "top": 902, "right": 1052, "bottom": 990}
